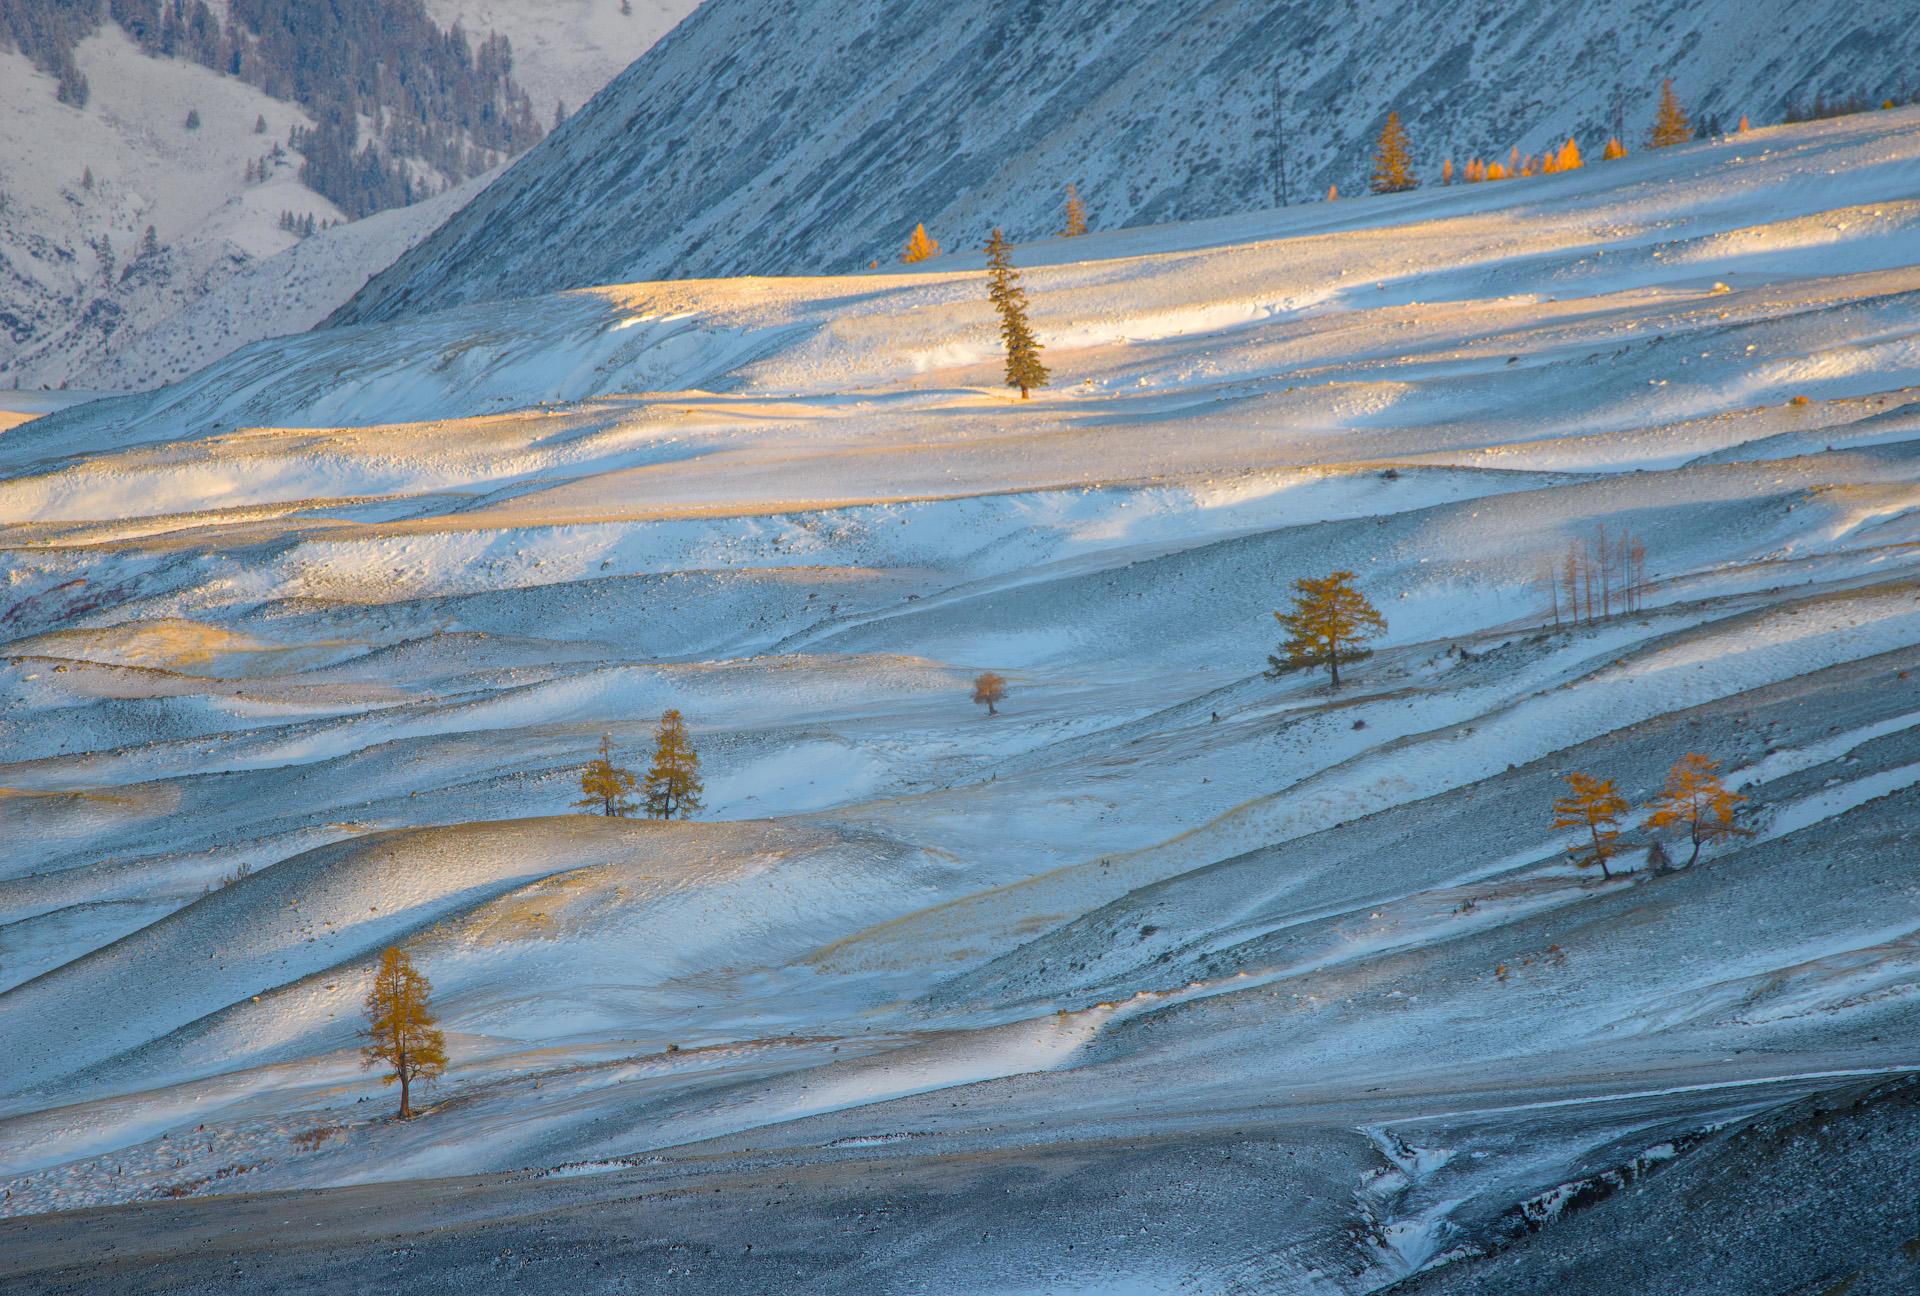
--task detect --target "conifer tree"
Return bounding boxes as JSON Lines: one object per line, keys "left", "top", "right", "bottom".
{"left": 1602, "top": 136, "right": 1629, "bottom": 160}
{"left": 1326, "top": 182, "right": 1339, "bottom": 201}
{"left": 985, "top": 228, "right": 1049, "bottom": 399}
{"left": 1650, "top": 79, "right": 1692, "bottom": 148}
{"left": 644, "top": 709, "right": 703, "bottom": 820}
{"left": 1369, "top": 110, "right": 1418, "bottom": 193}
{"left": 1556, "top": 136, "right": 1582, "bottom": 171}
{"left": 575, "top": 733, "right": 638, "bottom": 817}
{"left": 361, "top": 947, "right": 446, "bottom": 1120}
{"left": 81, "top": 165, "right": 94, "bottom": 190}
{"left": 1551, "top": 772, "right": 1629, "bottom": 879}
{"left": 1059, "top": 183, "right": 1088, "bottom": 237}
{"left": 972, "top": 671, "right": 1007, "bottom": 717}
{"left": 1266, "top": 570, "right": 1387, "bottom": 690}
{"left": 255, "top": 113, "right": 268, "bottom": 134}
{"left": 901, "top": 222, "right": 940, "bottom": 263}
{"left": 1643, "top": 753, "right": 1750, "bottom": 866}
{"left": 1441, "top": 157, "right": 1454, "bottom": 185}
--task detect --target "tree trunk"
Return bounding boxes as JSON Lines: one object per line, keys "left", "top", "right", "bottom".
{"left": 1687, "top": 823, "right": 1702, "bottom": 867}
{"left": 1592, "top": 826, "right": 1610, "bottom": 879}
{"left": 987, "top": 700, "right": 996, "bottom": 715}
{"left": 1327, "top": 645, "right": 1341, "bottom": 691}
{"left": 1019, "top": 386, "right": 1029, "bottom": 400}
{"left": 397, "top": 1044, "right": 411, "bottom": 1120}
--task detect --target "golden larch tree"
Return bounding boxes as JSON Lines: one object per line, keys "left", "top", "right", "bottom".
{"left": 1644, "top": 752, "right": 1750, "bottom": 865}
{"left": 1326, "top": 182, "right": 1339, "bottom": 201}
{"left": 1267, "top": 570, "right": 1388, "bottom": 690}
{"left": 1650, "top": 79, "right": 1692, "bottom": 148}
{"left": 1059, "top": 183, "right": 1088, "bottom": 237}
{"left": 1737, "top": 114, "right": 1750, "bottom": 133}
{"left": 1602, "top": 136, "right": 1628, "bottom": 160}
{"left": 972, "top": 671, "right": 1007, "bottom": 717}
{"left": 1370, "top": 110, "right": 1418, "bottom": 193}
{"left": 985, "top": 228, "right": 1049, "bottom": 399}
{"left": 362, "top": 947, "right": 446, "bottom": 1120}
{"left": 1441, "top": 157, "right": 1454, "bottom": 185}
{"left": 575, "top": 733, "right": 637, "bottom": 817}
{"left": 644, "top": 708, "right": 704, "bottom": 820}
{"left": 901, "top": 222, "right": 940, "bottom": 263}
{"left": 1556, "top": 137, "right": 1582, "bottom": 171}
{"left": 1551, "top": 772, "right": 1629, "bottom": 879}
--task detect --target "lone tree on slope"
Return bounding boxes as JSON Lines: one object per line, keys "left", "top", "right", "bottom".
{"left": 901, "top": 222, "right": 941, "bottom": 263}
{"left": 362, "top": 947, "right": 446, "bottom": 1120}
{"left": 1650, "top": 79, "right": 1692, "bottom": 148}
{"left": 1267, "top": 570, "right": 1387, "bottom": 690}
{"left": 1059, "top": 183, "right": 1089, "bottom": 237}
{"left": 985, "top": 228, "right": 1049, "bottom": 399}
{"left": 1551, "top": 772, "right": 1630, "bottom": 880}
{"left": 575, "top": 733, "right": 638, "bottom": 817}
{"left": 1643, "top": 752, "right": 1750, "bottom": 866}
{"left": 972, "top": 671, "right": 1008, "bottom": 717}
{"left": 644, "top": 708, "right": 704, "bottom": 820}
{"left": 1370, "top": 110, "right": 1419, "bottom": 193}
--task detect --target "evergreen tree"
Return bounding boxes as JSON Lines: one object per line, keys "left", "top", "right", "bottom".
{"left": 644, "top": 709, "right": 703, "bottom": 820}
{"left": 81, "top": 165, "right": 94, "bottom": 190}
{"left": 1369, "top": 110, "right": 1417, "bottom": 193}
{"left": 1643, "top": 753, "right": 1750, "bottom": 865}
{"left": 1059, "top": 182, "right": 1088, "bottom": 237}
{"left": 901, "top": 222, "right": 940, "bottom": 263}
{"left": 553, "top": 100, "right": 567, "bottom": 131}
{"left": 1551, "top": 772, "right": 1629, "bottom": 879}
{"left": 985, "top": 228, "right": 1048, "bottom": 399}
{"left": 1650, "top": 79, "right": 1692, "bottom": 148}
{"left": 1266, "top": 570, "right": 1387, "bottom": 690}
{"left": 138, "top": 224, "right": 159, "bottom": 259}
{"left": 574, "top": 733, "right": 638, "bottom": 817}
{"left": 972, "top": 671, "right": 1007, "bottom": 717}
{"left": 255, "top": 113, "right": 268, "bottom": 134}
{"left": 185, "top": 107, "right": 201, "bottom": 129}
{"left": 361, "top": 947, "right": 446, "bottom": 1120}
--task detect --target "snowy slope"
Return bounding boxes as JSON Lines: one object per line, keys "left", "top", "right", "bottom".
{"left": 4, "top": 111, "right": 1920, "bottom": 1291}
{"left": 336, "top": 0, "right": 1920, "bottom": 325}
{"left": 0, "top": 4, "right": 697, "bottom": 393}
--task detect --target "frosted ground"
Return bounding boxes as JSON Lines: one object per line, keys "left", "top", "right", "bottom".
{"left": 3, "top": 112, "right": 1920, "bottom": 1292}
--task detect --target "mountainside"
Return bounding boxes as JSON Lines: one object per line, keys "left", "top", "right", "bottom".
{"left": 5, "top": 110, "right": 1920, "bottom": 1291}
{"left": 0, "top": 1, "right": 696, "bottom": 391}
{"left": 336, "top": 0, "right": 1920, "bottom": 326}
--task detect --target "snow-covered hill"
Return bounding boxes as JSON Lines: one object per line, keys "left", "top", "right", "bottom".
{"left": 337, "top": 0, "right": 1920, "bottom": 326}
{"left": 0, "top": 2, "right": 697, "bottom": 393}
{"left": 4, "top": 110, "right": 1920, "bottom": 1291}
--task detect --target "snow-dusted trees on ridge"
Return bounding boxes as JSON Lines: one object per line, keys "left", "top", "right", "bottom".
{"left": 645, "top": 709, "right": 704, "bottom": 820}
{"left": 986, "top": 228, "right": 1049, "bottom": 399}
{"left": 1266, "top": 570, "right": 1387, "bottom": 691}
{"left": 1536, "top": 524, "right": 1648, "bottom": 629}
{"left": 972, "top": 671, "right": 1007, "bottom": 717}
{"left": 576, "top": 733, "right": 639, "bottom": 817}
{"left": 362, "top": 947, "right": 445, "bottom": 1120}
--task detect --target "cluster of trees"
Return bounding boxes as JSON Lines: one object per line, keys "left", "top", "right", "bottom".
{"left": 1553, "top": 752, "right": 1751, "bottom": 879}
{"left": 1535, "top": 524, "right": 1649, "bottom": 629}
{"left": 2, "top": 0, "right": 544, "bottom": 218}
{"left": 575, "top": 710, "right": 705, "bottom": 820}
{"left": 1785, "top": 90, "right": 1919, "bottom": 122}
{"left": 276, "top": 210, "right": 333, "bottom": 238}
{"left": 1367, "top": 79, "right": 1752, "bottom": 197}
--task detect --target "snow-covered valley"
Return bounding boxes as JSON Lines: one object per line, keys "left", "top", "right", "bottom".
{"left": 3, "top": 110, "right": 1920, "bottom": 1293}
